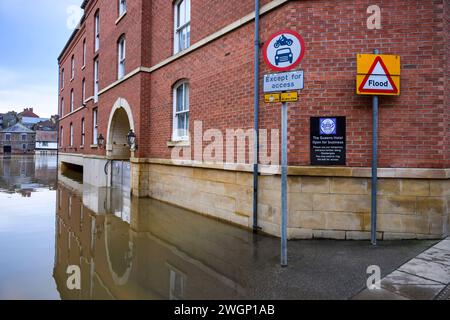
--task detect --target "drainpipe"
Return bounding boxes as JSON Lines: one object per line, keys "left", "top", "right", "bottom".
{"left": 252, "top": 0, "right": 261, "bottom": 233}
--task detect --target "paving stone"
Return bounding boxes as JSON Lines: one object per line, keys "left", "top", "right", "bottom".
{"left": 416, "top": 247, "right": 450, "bottom": 267}
{"left": 381, "top": 270, "right": 444, "bottom": 300}
{"left": 398, "top": 258, "right": 450, "bottom": 284}
{"left": 433, "top": 239, "right": 450, "bottom": 252}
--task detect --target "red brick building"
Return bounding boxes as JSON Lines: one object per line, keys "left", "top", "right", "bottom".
{"left": 58, "top": 0, "right": 449, "bottom": 240}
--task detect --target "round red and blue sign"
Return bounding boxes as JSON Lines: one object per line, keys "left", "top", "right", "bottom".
{"left": 263, "top": 30, "right": 305, "bottom": 72}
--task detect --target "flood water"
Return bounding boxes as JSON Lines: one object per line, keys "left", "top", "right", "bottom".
{"left": 0, "top": 155, "right": 436, "bottom": 300}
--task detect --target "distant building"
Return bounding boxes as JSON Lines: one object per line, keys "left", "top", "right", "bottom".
{"left": 35, "top": 130, "right": 58, "bottom": 155}
{"left": 0, "top": 123, "right": 36, "bottom": 154}
{"left": 33, "top": 115, "right": 59, "bottom": 131}
{"left": 0, "top": 111, "right": 19, "bottom": 130}
{"left": 18, "top": 108, "right": 39, "bottom": 118}
{"left": 21, "top": 116, "right": 51, "bottom": 129}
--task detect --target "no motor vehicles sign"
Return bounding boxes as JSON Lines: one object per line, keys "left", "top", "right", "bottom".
{"left": 263, "top": 30, "right": 305, "bottom": 72}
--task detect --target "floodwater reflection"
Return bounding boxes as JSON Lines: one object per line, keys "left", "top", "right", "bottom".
{"left": 0, "top": 155, "right": 59, "bottom": 299}
{"left": 0, "top": 155, "right": 57, "bottom": 195}
{"left": 55, "top": 173, "right": 276, "bottom": 300}
{"left": 0, "top": 156, "right": 436, "bottom": 300}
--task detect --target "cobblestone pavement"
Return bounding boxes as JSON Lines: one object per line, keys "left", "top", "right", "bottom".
{"left": 353, "top": 237, "right": 450, "bottom": 300}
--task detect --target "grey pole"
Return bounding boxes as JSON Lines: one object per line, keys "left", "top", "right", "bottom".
{"left": 252, "top": 0, "right": 261, "bottom": 233}
{"left": 371, "top": 48, "right": 379, "bottom": 246}
{"left": 281, "top": 101, "right": 288, "bottom": 266}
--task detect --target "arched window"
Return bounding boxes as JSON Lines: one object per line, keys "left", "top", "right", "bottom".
{"left": 70, "top": 89, "right": 74, "bottom": 112}
{"left": 70, "top": 123, "right": 74, "bottom": 146}
{"left": 94, "top": 58, "right": 99, "bottom": 102}
{"left": 71, "top": 55, "right": 75, "bottom": 79}
{"left": 82, "top": 78, "right": 86, "bottom": 103}
{"left": 118, "top": 35, "right": 126, "bottom": 79}
{"left": 82, "top": 39, "right": 86, "bottom": 67}
{"left": 61, "top": 68, "right": 65, "bottom": 89}
{"left": 60, "top": 126, "right": 64, "bottom": 147}
{"left": 94, "top": 10, "right": 100, "bottom": 51}
{"left": 173, "top": 81, "right": 189, "bottom": 141}
{"left": 60, "top": 97, "right": 64, "bottom": 116}
{"left": 81, "top": 118, "right": 85, "bottom": 146}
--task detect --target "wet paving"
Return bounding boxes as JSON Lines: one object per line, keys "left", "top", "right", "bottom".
{"left": 0, "top": 155, "right": 441, "bottom": 300}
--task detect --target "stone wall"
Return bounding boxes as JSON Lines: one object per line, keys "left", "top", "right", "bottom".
{"left": 132, "top": 162, "right": 449, "bottom": 240}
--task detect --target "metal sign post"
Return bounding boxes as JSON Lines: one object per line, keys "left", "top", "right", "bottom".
{"left": 281, "top": 100, "right": 288, "bottom": 267}
{"left": 356, "top": 49, "right": 400, "bottom": 246}
{"left": 371, "top": 49, "right": 379, "bottom": 246}
{"left": 371, "top": 94, "right": 378, "bottom": 246}
{"left": 263, "top": 29, "right": 306, "bottom": 267}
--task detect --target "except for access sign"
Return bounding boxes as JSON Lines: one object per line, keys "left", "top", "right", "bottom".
{"left": 356, "top": 54, "right": 400, "bottom": 95}
{"left": 263, "top": 70, "right": 304, "bottom": 93}
{"left": 263, "top": 30, "right": 305, "bottom": 72}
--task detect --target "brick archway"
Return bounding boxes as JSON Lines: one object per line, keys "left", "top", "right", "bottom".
{"left": 106, "top": 98, "right": 135, "bottom": 159}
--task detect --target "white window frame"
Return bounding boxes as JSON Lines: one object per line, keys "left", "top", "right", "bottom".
{"left": 93, "top": 109, "right": 98, "bottom": 145}
{"left": 70, "top": 89, "right": 74, "bottom": 112}
{"left": 82, "top": 39, "right": 86, "bottom": 68}
{"left": 94, "top": 59, "right": 99, "bottom": 102}
{"left": 172, "top": 81, "right": 189, "bottom": 141}
{"left": 71, "top": 55, "right": 75, "bottom": 80}
{"left": 118, "top": 36, "right": 126, "bottom": 79}
{"left": 60, "top": 127, "right": 64, "bottom": 147}
{"left": 119, "top": 0, "right": 127, "bottom": 16}
{"left": 81, "top": 118, "right": 85, "bottom": 146}
{"left": 21, "top": 134, "right": 27, "bottom": 141}
{"left": 94, "top": 11, "right": 100, "bottom": 52}
{"left": 174, "top": 0, "right": 190, "bottom": 54}
{"left": 82, "top": 78, "right": 86, "bottom": 103}
{"left": 70, "top": 123, "right": 74, "bottom": 146}
{"left": 60, "top": 98, "right": 64, "bottom": 116}
{"left": 5, "top": 133, "right": 11, "bottom": 142}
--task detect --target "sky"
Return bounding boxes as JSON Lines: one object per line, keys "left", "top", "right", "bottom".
{"left": 0, "top": 0, "right": 84, "bottom": 118}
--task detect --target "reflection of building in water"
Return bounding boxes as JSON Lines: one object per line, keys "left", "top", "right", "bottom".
{"left": 54, "top": 176, "right": 268, "bottom": 300}
{"left": 0, "top": 155, "right": 57, "bottom": 195}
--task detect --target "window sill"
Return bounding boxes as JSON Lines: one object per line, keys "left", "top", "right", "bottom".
{"left": 79, "top": 146, "right": 84, "bottom": 149}
{"left": 90, "top": 144, "right": 98, "bottom": 149}
{"left": 116, "top": 12, "right": 126, "bottom": 25}
{"left": 167, "top": 140, "right": 190, "bottom": 147}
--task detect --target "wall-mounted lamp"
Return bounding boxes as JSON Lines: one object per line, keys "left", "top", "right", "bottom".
{"left": 126, "top": 129, "right": 137, "bottom": 150}
{"left": 98, "top": 134, "right": 105, "bottom": 148}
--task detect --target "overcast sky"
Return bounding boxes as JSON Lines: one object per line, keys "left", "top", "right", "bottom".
{"left": 0, "top": 0, "right": 83, "bottom": 117}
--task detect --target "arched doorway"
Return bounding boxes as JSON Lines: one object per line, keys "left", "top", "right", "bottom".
{"left": 107, "top": 98, "right": 134, "bottom": 159}
{"left": 107, "top": 98, "right": 135, "bottom": 191}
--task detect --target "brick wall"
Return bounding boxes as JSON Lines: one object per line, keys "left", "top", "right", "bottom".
{"left": 444, "top": 0, "right": 450, "bottom": 168}
{"left": 59, "top": 0, "right": 448, "bottom": 169}
{"left": 59, "top": 0, "right": 143, "bottom": 156}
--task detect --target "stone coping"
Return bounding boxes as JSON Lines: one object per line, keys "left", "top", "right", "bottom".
{"left": 130, "top": 157, "right": 450, "bottom": 179}
{"left": 57, "top": 153, "right": 449, "bottom": 179}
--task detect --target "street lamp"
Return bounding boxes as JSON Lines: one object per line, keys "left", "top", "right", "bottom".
{"left": 126, "top": 129, "right": 137, "bottom": 150}
{"left": 97, "top": 134, "right": 105, "bottom": 148}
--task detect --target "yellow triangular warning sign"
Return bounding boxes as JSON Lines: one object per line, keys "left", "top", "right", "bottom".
{"left": 358, "top": 56, "right": 398, "bottom": 94}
